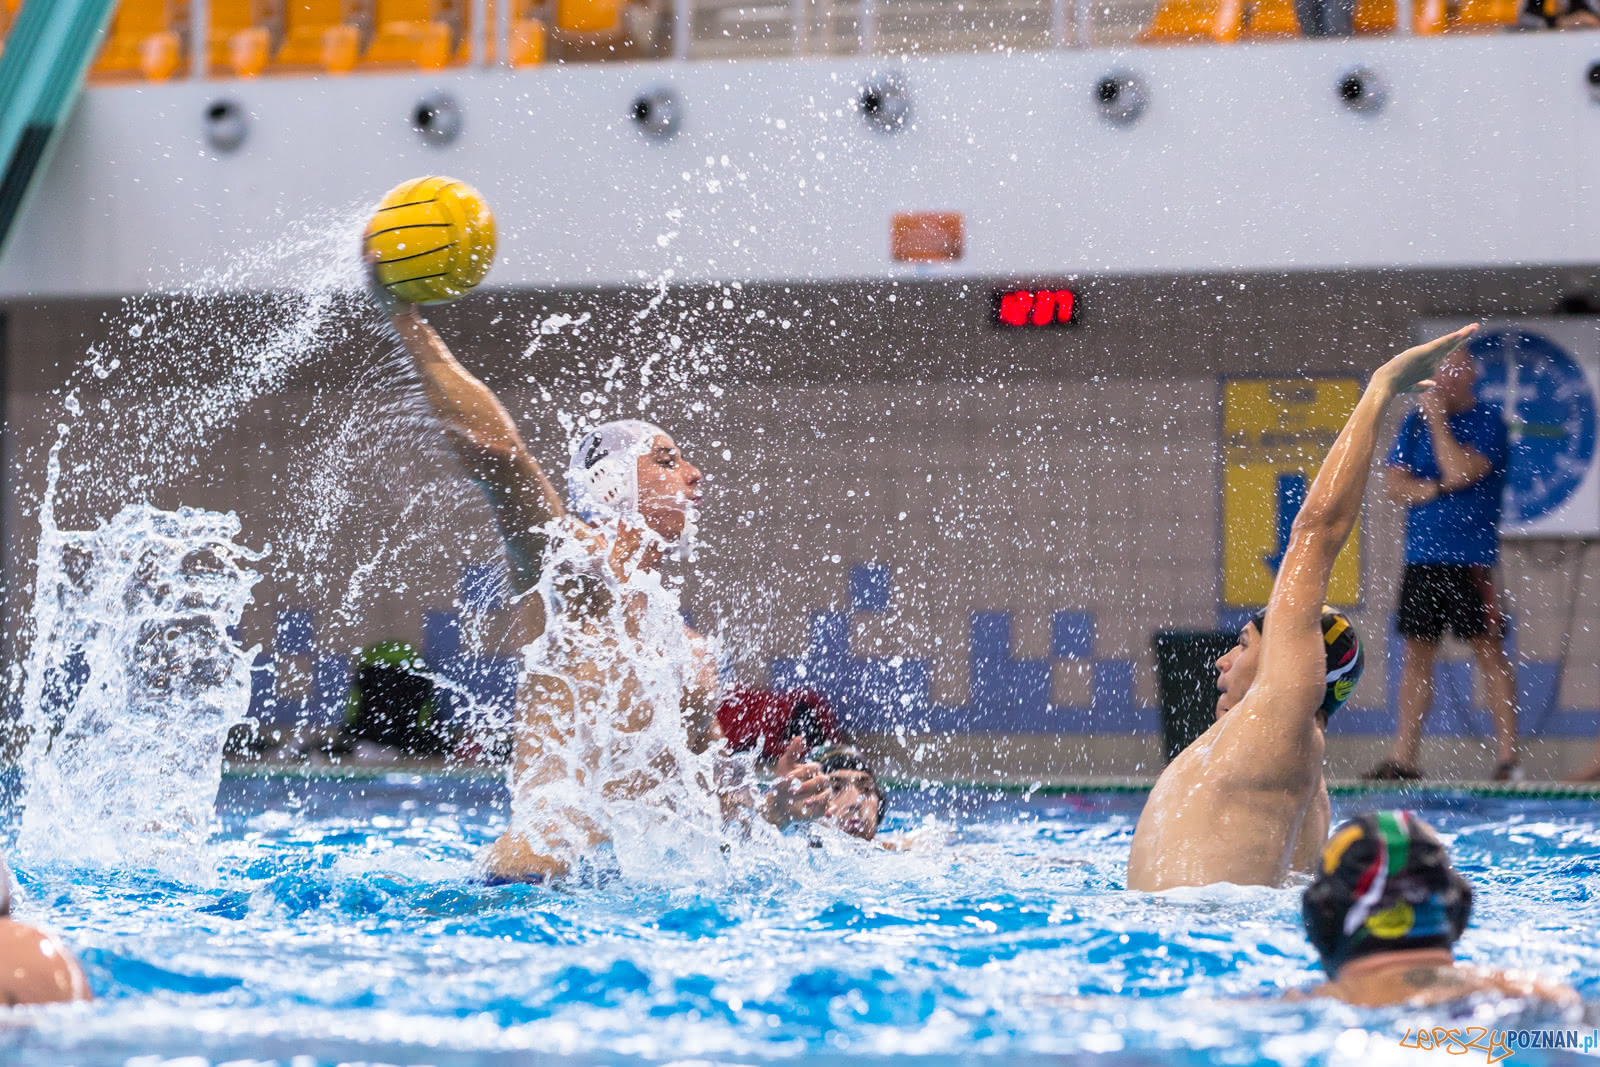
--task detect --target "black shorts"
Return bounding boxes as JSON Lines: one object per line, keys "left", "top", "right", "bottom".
{"left": 1395, "top": 563, "right": 1504, "bottom": 642}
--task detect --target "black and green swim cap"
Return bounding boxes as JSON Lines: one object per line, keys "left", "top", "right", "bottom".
{"left": 1302, "top": 810, "right": 1473, "bottom": 975}
{"left": 1249, "top": 604, "right": 1364, "bottom": 720}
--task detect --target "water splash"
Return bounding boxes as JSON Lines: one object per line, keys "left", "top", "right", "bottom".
{"left": 10, "top": 202, "right": 779, "bottom": 850}
{"left": 501, "top": 516, "right": 767, "bottom": 887}
{"left": 15, "top": 441, "right": 263, "bottom": 879}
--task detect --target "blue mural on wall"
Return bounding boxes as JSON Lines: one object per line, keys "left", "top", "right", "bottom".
{"left": 248, "top": 560, "right": 1596, "bottom": 741}
{"left": 1472, "top": 329, "right": 1598, "bottom": 525}
{"left": 253, "top": 566, "right": 520, "bottom": 738}
{"left": 767, "top": 574, "right": 1155, "bottom": 735}
{"left": 780, "top": 565, "right": 1108, "bottom": 732}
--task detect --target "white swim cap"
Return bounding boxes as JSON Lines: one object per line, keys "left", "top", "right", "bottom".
{"left": 565, "top": 419, "right": 667, "bottom": 522}
{"left": 0, "top": 852, "right": 11, "bottom": 916}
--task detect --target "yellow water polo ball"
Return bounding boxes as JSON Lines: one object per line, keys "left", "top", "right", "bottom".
{"left": 363, "top": 176, "right": 496, "bottom": 305}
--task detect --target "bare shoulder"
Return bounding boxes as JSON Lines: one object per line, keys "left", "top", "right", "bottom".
{"left": 1137, "top": 722, "right": 1220, "bottom": 822}
{"left": 0, "top": 919, "right": 91, "bottom": 1003}
{"left": 1205, "top": 686, "right": 1325, "bottom": 786}
{"left": 1150, "top": 696, "right": 1259, "bottom": 786}
{"left": 1158, "top": 717, "right": 1223, "bottom": 776}
{"left": 542, "top": 517, "right": 617, "bottom": 617}
{"left": 1475, "top": 967, "right": 1582, "bottom": 1007}
{"left": 1379, "top": 964, "right": 1580, "bottom": 1008}
{"left": 547, "top": 514, "right": 606, "bottom": 561}
{"left": 1282, "top": 982, "right": 1329, "bottom": 1002}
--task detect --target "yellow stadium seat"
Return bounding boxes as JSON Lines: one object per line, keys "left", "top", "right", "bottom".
{"left": 141, "top": 26, "right": 183, "bottom": 73}
{"left": 1139, "top": 0, "right": 1244, "bottom": 42}
{"left": 208, "top": 0, "right": 279, "bottom": 76}
{"left": 1447, "top": 0, "right": 1518, "bottom": 28}
{"left": 555, "top": 0, "right": 618, "bottom": 32}
{"left": 0, "top": 0, "right": 17, "bottom": 61}
{"left": 275, "top": 0, "right": 364, "bottom": 71}
{"left": 94, "top": 0, "right": 188, "bottom": 80}
{"left": 361, "top": 0, "right": 458, "bottom": 68}
{"left": 509, "top": 15, "right": 545, "bottom": 62}
{"left": 452, "top": 0, "right": 487, "bottom": 61}
{"left": 1241, "top": 0, "right": 1300, "bottom": 36}
{"left": 1351, "top": 0, "right": 1395, "bottom": 32}
{"left": 1412, "top": 0, "right": 1448, "bottom": 29}
{"left": 227, "top": 25, "right": 273, "bottom": 72}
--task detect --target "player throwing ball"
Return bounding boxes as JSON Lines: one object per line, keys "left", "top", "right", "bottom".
{"left": 1127, "top": 324, "right": 1480, "bottom": 891}
{"left": 362, "top": 178, "right": 836, "bottom": 883}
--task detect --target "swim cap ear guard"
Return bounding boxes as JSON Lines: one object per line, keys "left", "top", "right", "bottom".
{"left": 1250, "top": 605, "right": 1365, "bottom": 721}
{"left": 1302, "top": 810, "right": 1472, "bottom": 976}
{"left": 567, "top": 419, "right": 698, "bottom": 558}
{"left": 567, "top": 420, "right": 655, "bottom": 522}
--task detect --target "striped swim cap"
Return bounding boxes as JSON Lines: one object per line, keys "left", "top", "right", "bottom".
{"left": 1249, "top": 604, "right": 1364, "bottom": 720}
{"left": 1302, "top": 810, "right": 1473, "bottom": 975}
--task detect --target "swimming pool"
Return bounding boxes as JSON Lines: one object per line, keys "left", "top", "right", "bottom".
{"left": 2, "top": 774, "right": 1595, "bottom": 1067}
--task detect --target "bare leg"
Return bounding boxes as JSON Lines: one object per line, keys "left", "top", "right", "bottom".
{"left": 1391, "top": 637, "right": 1438, "bottom": 769}
{"left": 1472, "top": 634, "right": 1518, "bottom": 766}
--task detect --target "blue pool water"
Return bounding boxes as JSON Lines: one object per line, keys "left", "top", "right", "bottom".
{"left": 2, "top": 775, "right": 1596, "bottom": 1066}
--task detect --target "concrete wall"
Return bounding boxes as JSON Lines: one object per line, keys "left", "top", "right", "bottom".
{"left": 4, "top": 34, "right": 1600, "bottom": 297}
{"left": 2, "top": 266, "right": 1597, "bottom": 779}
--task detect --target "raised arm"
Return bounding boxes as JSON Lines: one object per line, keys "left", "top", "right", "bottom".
{"left": 1256, "top": 325, "right": 1480, "bottom": 695}
{"left": 373, "top": 273, "right": 566, "bottom": 595}
{"left": 1384, "top": 466, "right": 1442, "bottom": 507}
{"left": 1421, "top": 392, "right": 1492, "bottom": 491}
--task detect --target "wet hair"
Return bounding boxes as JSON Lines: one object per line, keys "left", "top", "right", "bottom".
{"left": 815, "top": 745, "right": 888, "bottom": 833}
{"left": 791, "top": 694, "right": 836, "bottom": 751}
{"left": 1249, "top": 604, "right": 1364, "bottom": 722}
{"left": 1302, "top": 810, "right": 1472, "bottom": 976}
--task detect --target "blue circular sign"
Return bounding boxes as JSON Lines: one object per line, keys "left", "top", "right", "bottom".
{"left": 1471, "top": 329, "right": 1597, "bottom": 524}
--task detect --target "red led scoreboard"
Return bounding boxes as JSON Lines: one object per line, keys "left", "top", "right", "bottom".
{"left": 995, "top": 288, "right": 1076, "bottom": 327}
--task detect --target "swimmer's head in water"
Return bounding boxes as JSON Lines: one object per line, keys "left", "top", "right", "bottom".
{"left": 815, "top": 746, "right": 887, "bottom": 840}
{"left": 1303, "top": 810, "right": 1472, "bottom": 976}
{"left": 1215, "top": 606, "right": 1363, "bottom": 723}
{"left": 566, "top": 419, "right": 702, "bottom": 544}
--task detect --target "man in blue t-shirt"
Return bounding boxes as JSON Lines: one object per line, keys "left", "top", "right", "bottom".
{"left": 1365, "top": 349, "right": 1518, "bottom": 782}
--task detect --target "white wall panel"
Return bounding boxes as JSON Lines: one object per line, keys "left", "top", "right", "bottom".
{"left": 2, "top": 34, "right": 1598, "bottom": 297}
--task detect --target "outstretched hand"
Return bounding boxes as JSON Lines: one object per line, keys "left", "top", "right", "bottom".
{"left": 363, "top": 249, "right": 418, "bottom": 322}
{"left": 1376, "top": 323, "right": 1479, "bottom": 397}
{"left": 768, "top": 737, "right": 830, "bottom": 826}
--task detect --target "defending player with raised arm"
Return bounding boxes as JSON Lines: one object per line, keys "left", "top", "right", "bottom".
{"left": 1126, "top": 324, "right": 1481, "bottom": 892}
{"left": 368, "top": 259, "right": 835, "bottom": 882}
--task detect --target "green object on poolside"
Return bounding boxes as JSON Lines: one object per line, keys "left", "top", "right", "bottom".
{"left": 343, "top": 640, "right": 444, "bottom": 755}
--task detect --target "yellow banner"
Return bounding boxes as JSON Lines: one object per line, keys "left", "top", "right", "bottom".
{"left": 1222, "top": 378, "right": 1363, "bottom": 607}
